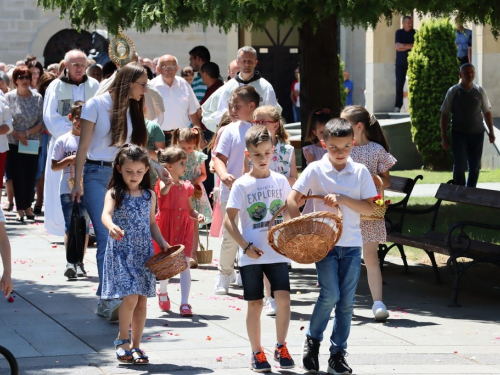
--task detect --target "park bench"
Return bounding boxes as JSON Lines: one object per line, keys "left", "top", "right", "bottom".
{"left": 380, "top": 182, "right": 500, "bottom": 306}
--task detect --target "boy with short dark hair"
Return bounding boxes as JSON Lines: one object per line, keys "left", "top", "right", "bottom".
{"left": 213, "top": 85, "right": 259, "bottom": 295}
{"left": 287, "top": 118, "right": 377, "bottom": 375}
{"left": 51, "top": 101, "right": 90, "bottom": 279}
{"left": 225, "top": 125, "right": 294, "bottom": 372}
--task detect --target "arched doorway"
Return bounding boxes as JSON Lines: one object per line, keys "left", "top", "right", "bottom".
{"left": 43, "top": 29, "right": 93, "bottom": 68}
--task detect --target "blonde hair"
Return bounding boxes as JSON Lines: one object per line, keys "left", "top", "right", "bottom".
{"left": 253, "top": 105, "right": 289, "bottom": 144}
{"left": 171, "top": 126, "right": 202, "bottom": 149}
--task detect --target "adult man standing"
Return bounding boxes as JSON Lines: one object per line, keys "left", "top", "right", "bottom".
{"left": 200, "top": 62, "right": 224, "bottom": 106}
{"left": 202, "top": 46, "right": 281, "bottom": 132}
{"left": 394, "top": 16, "right": 416, "bottom": 113}
{"left": 290, "top": 68, "right": 300, "bottom": 122}
{"left": 150, "top": 54, "right": 201, "bottom": 142}
{"left": 189, "top": 46, "right": 211, "bottom": 102}
{"left": 440, "top": 64, "right": 495, "bottom": 187}
{"left": 227, "top": 59, "right": 239, "bottom": 81}
{"left": 455, "top": 22, "right": 472, "bottom": 66}
{"left": 344, "top": 70, "right": 354, "bottom": 106}
{"left": 43, "top": 50, "right": 99, "bottom": 237}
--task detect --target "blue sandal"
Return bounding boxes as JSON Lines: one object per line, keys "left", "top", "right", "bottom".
{"left": 131, "top": 348, "right": 149, "bottom": 364}
{"left": 114, "top": 338, "right": 133, "bottom": 364}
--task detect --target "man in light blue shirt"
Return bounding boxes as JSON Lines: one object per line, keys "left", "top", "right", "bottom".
{"left": 455, "top": 23, "right": 472, "bottom": 66}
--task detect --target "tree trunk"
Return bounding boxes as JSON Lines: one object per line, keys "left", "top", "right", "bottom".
{"left": 299, "top": 14, "right": 340, "bottom": 168}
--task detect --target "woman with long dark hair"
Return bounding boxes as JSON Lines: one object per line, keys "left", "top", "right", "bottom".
{"left": 71, "top": 63, "right": 149, "bottom": 320}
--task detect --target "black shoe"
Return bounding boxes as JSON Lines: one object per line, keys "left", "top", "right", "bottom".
{"left": 26, "top": 214, "right": 35, "bottom": 220}
{"left": 64, "top": 263, "right": 77, "bottom": 279}
{"left": 327, "top": 352, "right": 352, "bottom": 374}
{"left": 15, "top": 214, "right": 24, "bottom": 222}
{"left": 6, "top": 203, "right": 14, "bottom": 212}
{"left": 302, "top": 336, "right": 320, "bottom": 373}
{"left": 251, "top": 350, "right": 271, "bottom": 372}
{"left": 274, "top": 343, "right": 295, "bottom": 369}
{"left": 76, "top": 262, "right": 87, "bottom": 277}
{"left": 33, "top": 206, "right": 42, "bottom": 215}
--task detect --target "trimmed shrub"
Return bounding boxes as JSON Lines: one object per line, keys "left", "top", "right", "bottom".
{"left": 408, "top": 18, "right": 458, "bottom": 170}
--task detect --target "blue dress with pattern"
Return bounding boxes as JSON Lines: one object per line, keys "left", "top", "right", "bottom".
{"left": 101, "top": 190, "right": 156, "bottom": 299}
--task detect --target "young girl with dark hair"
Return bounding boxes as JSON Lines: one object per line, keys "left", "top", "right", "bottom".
{"left": 341, "top": 105, "right": 396, "bottom": 321}
{"left": 302, "top": 108, "right": 333, "bottom": 165}
{"left": 101, "top": 144, "right": 169, "bottom": 365}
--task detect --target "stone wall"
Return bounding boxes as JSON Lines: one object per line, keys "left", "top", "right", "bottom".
{"left": 0, "top": 0, "right": 230, "bottom": 69}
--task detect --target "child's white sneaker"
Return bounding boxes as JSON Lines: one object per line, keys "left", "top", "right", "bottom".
{"left": 265, "top": 297, "right": 277, "bottom": 316}
{"left": 372, "top": 301, "right": 390, "bottom": 321}
{"left": 229, "top": 269, "right": 237, "bottom": 284}
{"left": 214, "top": 272, "right": 230, "bottom": 295}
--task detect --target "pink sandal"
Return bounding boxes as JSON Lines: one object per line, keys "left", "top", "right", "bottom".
{"left": 157, "top": 292, "right": 170, "bottom": 312}
{"left": 180, "top": 303, "right": 193, "bottom": 317}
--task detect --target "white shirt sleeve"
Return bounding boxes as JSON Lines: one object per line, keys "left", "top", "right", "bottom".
{"left": 226, "top": 180, "right": 244, "bottom": 211}
{"left": 214, "top": 125, "right": 233, "bottom": 159}
{"left": 51, "top": 137, "right": 65, "bottom": 161}
{"left": 263, "top": 84, "right": 282, "bottom": 114}
{"left": 81, "top": 97, "right": 99, "bottom": 123}
{"left": 0, "top": 98, "right": 13, "bottom": 134}
{"left": 440, "top": 86, "right": 456, "bottom": 115}
{"left": 292, "top": 165, "right": 314, "bottom": 196}
{"left": 479, "top": 87, "right": 492, "bottom": 113}
{"left": 43, "top": 80, "right": 72, "bottom": 139}
{"left": 202, "top": 85, "right": 229, "bottom": 132}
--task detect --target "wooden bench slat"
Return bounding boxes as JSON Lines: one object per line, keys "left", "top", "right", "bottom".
{"left": 387, "top": 176, "right": 413, "bottom": 194}
{"left": 435, "top": 184, "right": 500, "bottom": 209}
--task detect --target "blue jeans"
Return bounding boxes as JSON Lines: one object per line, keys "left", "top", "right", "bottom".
{"left": 82, "top": 163, "right": 112, "bottom": 296}
{"left": 451, "top": 131, "right": 484, "bottom": 187}
{"left": 292, "top": 104, "right": 300, "bottom": 123}
{"left": 307, "top": 246, "right": 362, "bottom": 355}
{"left": 60, "top": 194, "right": 89, "bottom": 234}
{"left": 36, "top": 133, "right": 50, "bottom": 181}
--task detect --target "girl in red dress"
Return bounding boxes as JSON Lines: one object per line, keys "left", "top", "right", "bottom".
{"left": 154, "top": 146, "right": 205, "bottom": 316}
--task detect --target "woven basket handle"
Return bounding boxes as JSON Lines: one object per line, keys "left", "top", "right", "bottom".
{"left": 267, "top": 195, "right": 342, "bottom": 233}
{"left": 371, "top": 174, "right": 384, "bottom": 200}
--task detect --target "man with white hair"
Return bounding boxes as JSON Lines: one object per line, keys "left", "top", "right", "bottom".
{"left": 150, "top": 54, "right": 201, "bottom": 142}
{"left": 202, "top": 46, "right": 281, "bottom": 132}
{"left": 0, "top": 63, "right": 5, "bottom": 72}
{"left": 43, "top": 50, "right": 99, "bottom": 246}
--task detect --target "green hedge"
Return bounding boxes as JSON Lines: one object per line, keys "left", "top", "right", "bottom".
{"left": 408, "top": 18, "right": 458, "bottom": 170}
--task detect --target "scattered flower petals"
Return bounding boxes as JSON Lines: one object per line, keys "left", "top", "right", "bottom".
{"left": 454, "top": 351, "right": 458, "bottom": 354}
{"left": 51, "top": 245, "right": 57, "bottom": 248}
{"left": 146, "top": 337, "right": 151, "bottom": 340}
{"left": 7, "top": 296, "right": 14, "bottom": 303}
{"left": 216, "top": 356, "right": 222, "bottom": 362}
{"left": 300, "top": 326, "right": 304, "bottom": 331}
{"left": 162, "top": 323, "right": 169, "bottom": 326}
{"left": 206, "top": 336, "right": 212, "bottom": 340}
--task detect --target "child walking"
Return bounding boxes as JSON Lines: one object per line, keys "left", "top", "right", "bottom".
{"left": 101, "top": 144, "right": 170, "bottom": 365}
{"left": 341, "top": 105, "right": 396, "bottom": 321}
{"left": 171, "top": 127, "right": 212, "bottom": 267}
{"left": 287, "top": 118, "right": 377, "bottom": 375}
{"left": 225, "top": 125, "right": 294, "bottom": 372}
{"left": 51, "top": 101, "right": 90, "bottom": 279}
{"left": 154, "top": 146, "right": 205, "bottom": 316}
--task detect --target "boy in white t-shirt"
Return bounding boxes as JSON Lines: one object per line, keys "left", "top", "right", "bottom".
{"left": 287, "top": 118, "right": 377, "bottom": 375}
{"left": 225, "top": 125, "right": 294, "bottom": 372}
{"left": 213, "top": 85, "right": 259, "bottom": 295}
{"left": 51, "top": 101, "right": 90, "bottom": 280}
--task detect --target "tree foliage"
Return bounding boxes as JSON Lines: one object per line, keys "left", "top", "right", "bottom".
{"left": 407, "top": 18, "right": 458, "bottom": 170}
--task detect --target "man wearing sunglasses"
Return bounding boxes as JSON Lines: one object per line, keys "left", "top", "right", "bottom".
{"left": 43, "top": 49, "right": 100, "bottom": 237}
{"left": 150, "top": 54, "right": 201, "bottom": 143}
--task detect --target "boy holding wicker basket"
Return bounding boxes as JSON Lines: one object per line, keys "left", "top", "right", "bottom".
{"left": 225, "top": 125, "right": 295, "bottom": 373}
{"left": 287, "top": 118, "right": 377, "bottom": 375}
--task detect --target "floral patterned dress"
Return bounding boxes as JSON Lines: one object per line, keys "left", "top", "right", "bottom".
{"left": 350, "top": 142, "right": 397, "bottom": 243}
{"left": 182, "top": 150, "right": 213, "bottom": 224}
{"left": 101, "top": 190, "right": 156, "bottom": 299}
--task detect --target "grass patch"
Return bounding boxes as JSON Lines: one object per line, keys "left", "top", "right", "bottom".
{"left": 393, "top": 169, "right": 500, "bottom": 184}
{"left": 386, "top": 196, "right": 500, "bottom": 264}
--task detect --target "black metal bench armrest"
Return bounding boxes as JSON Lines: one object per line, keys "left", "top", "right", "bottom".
{"left": 445, "top": 220, "right": 500, "bottom": 257}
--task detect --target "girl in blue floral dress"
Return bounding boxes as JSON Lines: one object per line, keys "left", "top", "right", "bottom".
{"left": 171, "top": 127, "right": 213, "bottom": 267}
{"left": 101, "top": 145, "right": 170, "bottom": 365}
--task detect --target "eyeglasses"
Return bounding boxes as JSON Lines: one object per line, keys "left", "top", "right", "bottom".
{"left": 17, "top": 75, "right": 31, "bottom": 81}
{"left": 133, "top": 81, "right": 148, "bottom": 90}
{"left": 160, "top": 65, "right": 177, "bottom": 71}
{"left": 70, "top": 63, "right": 86, "bottom": 69}
{"left": 252, "top": 120, "right": 277, "bottom": 126}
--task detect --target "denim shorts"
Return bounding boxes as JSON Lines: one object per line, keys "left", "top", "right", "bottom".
{"left": 60, "top": 194, "right": 90, "bottom": 234}
{"left": 239, "top": 262, "right": 290, "bottom": 301}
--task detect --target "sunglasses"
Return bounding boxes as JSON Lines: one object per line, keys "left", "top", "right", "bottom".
{"left": 252, "top": 120, "right": 277, "bottom": 126}
{"left": 17, "top": 75, "right": 31, "bottom": 81}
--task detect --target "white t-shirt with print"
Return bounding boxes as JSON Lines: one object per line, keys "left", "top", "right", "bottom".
{"left": 81, "top": 92, "right": 133, "bottom": 162}
{"left": 227, "top": 171, "right": 291, "bottom": 267}
{"left": 214, "top": 120, "right": 252, "bottom": 202}
{"left": 293, "top": 154, "right": 377, "bottom": 247}
{"left": 52, "top": 132, "right": 80, "bottom": 195}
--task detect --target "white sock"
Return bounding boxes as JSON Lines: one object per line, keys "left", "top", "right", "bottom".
{"left": 180, "top": 257, "right": 191, "bottom": 305}
{"left": 159, "top": 280, "right": 169, "bottom": 301}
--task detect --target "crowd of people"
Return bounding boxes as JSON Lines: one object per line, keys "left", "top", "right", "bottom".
{"left": 0, "top": 44, "right": 412, "bottom": 375}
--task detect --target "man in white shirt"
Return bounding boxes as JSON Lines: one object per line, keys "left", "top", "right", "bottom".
{"left": 202, "top": 46, "right": 281, "bottom": 132}
{"left": 150, "top": 54, "right": 201, "bottom": 141}
{"left": 43, "top": 50, "right": 99, "bottom": 236}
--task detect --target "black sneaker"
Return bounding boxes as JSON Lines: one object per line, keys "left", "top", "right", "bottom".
{"left": 64, "top": 263, "right": 77, "bottom": 279}
{"left": 302, "top": 336, "right": 320, "bottom": 373}
{"left": 274, "top": 342, "right": 295, "bottom": 369}
{"left": 76, "top": 262, "right": 87, "bottom": 277}
{"left": 327, "top": 352, "right": 352, "bottom": 374}
{"left": 251, "top": 350, "right": 271, "bottom": 373}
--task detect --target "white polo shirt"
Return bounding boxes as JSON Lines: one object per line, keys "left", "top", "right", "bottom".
{"left": 150, "top": 75, "right": 200, "bottom": 131}
{"left": 292, "top": 154, "right": 377, "bottom": 247}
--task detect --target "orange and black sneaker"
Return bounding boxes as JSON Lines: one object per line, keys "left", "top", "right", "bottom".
{"left": 274, "top": 342, "right": 295, "bottom": 369}
{"left": 251, "top": 349, "right": 271, "bottom": 372}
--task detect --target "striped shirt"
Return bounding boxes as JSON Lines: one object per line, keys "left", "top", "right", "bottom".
{"left": 191, "top": 74, "right": 207, "bottom": 102}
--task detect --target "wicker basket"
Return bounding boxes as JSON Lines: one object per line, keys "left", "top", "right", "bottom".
{"left": 145, "top": 244, "right": 187, "bottom": 280}
{"left": 267, "top": 195, "right": 343, "bottom": 264}
{"left": 197, "top": 224, "right": 213, "bottom": 264}
{"left": 67, "top": 167, "right": 84, "bottom": 192}
{"left": 361, "top": 174, "right": 388, "bottom": 221}
{"left": 193, "top": 184, "right": 203, "bottom": 199}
